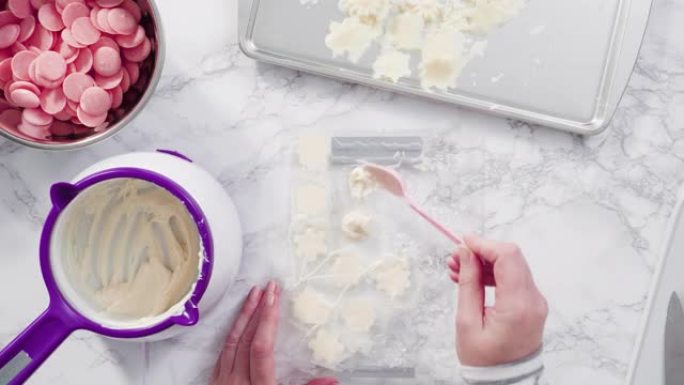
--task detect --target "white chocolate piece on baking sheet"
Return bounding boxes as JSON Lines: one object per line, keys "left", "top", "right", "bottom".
{"left": 325, "top": 17, "right": 378, "bottom": 63}
{"left": 292, "top": 286, "right": 333, "bottom": 325}
{"left": 401, "top": 0, "right": 442, "bottom": 22}
{"left": 329, "top": 251, "right": 365, "bottom": 287}
{"left": 294, "top": 184, "right": 329, "bottom": 216}
{"left": 420, "top": 29, "right": 465, "bottom": 90}
{"left": 372, "top": 49, "right": 411, "bottom": 83}
{"left": 373, "top": 257, "right": 411, "bottom": 297}
{"left": 460, "top": 0, "right": 527, "bottom": 34}
{"left": 308, "top": 329, "right": 347, "bottom": 367}
{"left": 341, "top": 210, "right": 373, "bottom": 241}
{"left": 385, "top": 12, "right": 424, "bottom": 50}
{"left": 348, "top": 166, "right": 376, "bottom": 200}
{"left": 297, "top": 135, "right": 330, "bottom": 171}
{"left": 339, "top": 0, "right": 390, "bottom": 26}
{"left": 342, "top": 298, "right": 376, "bottom": 332}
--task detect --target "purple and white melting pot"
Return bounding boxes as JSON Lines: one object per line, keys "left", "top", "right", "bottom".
{"left": 0, "top": 151, "right": 243, "bottom": 384}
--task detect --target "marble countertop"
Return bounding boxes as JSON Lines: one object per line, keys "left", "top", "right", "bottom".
{"left": 1, "top": 0, "right": 684, "bottom": 383}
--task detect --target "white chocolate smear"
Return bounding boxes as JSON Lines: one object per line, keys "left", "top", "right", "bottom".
{"left": 342, "top": 298, "right": 376, "bottom": 332}
{"left": 329, "top": 251, "right": 365, "bottom": 287}
{"left": 325, "top": 17, "right": 378, "bottom": 63}
{"left": 341, "top": 210, "right": 373, "bottom": 240}
{"left": 292, "top": 286, "right": 333, "bottom": 325}
{"left": 57, "top": 178, "right": 201, "bottom": 319}
{"left": 297, "top": 135, "right": 330, "bottom": 171}
{"left": 295, "top": 184, "right": 329, "bottom": 216}
{"left": 372, "top": 49, "right": 411, "bottom": 83}
{"left": 308, "top": 329, "right": 347, "bottom": 367}
{"left": 373, "top": 257, "right": 411, "bottom": 297}
{"left": 348, "top": 166, "right": 376, "bottom": 200}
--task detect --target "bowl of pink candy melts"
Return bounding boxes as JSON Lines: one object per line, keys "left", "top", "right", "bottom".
{"left": 0, "top": 0, "right": 163, "bottom": 150}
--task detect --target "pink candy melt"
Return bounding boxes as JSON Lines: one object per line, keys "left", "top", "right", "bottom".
{"left": 93, "top": 45, "right": 119, "bottom": 76}
{"left": 1, "top": 0, "right": 152, "bottom": 138}
{"left": 38, "top": 3, "right": 64, "bottom": 32}
{"left": 0, "top": 24, "right": 20, "bottom": 49}
{"left": 62, "top": 72, "right": 93, "bottom": 101}
{"left": 95, "top": 67, "right": 122, "bottom": 89}
{"left": 122, "top": 37, "right": 149, "bottom": 62}
{"left": 79, "top": 86, "right": 110, "bottom": 114}
{"left": 23, "top": 107, "right": 52, "bottom": 125}
{"left": 24, "top": 24, "right": 53, "bottom": 50}
{"left": 10, "top": 88, "right": 39, "bottom": 108}
{"left": 17, "top": 15, "right": 35, "bottom": 42}
{"left": 70, "top": 17, "right": 99, "bottom": 45}
{"left": 72, "top": 46, "right": 92, "bottom": 72}
{"left": 36, "top": 51, "right": 67, "bottom": 80}
{"left": 11, "top": 49, "right": 37, "bottom": 80}
{"left": 8, "top": 0, "right": 31, "bottom": 19}
{"left": 40, "top": 87, "right": 66, "bottom": 114}
{"left": 107, "top": 8, "right": 135, "bottom": 35}
{"left": 76, "top": 106, "right": 106, "bottom": 127}
{"left": 96, "top": 0, "right": 124, "bottom": 8}
{"left": 115, "top": 24, "right": 143, "bottom": 48}
{"left": 61, "top": 3, "right": 89, "bottom": 28}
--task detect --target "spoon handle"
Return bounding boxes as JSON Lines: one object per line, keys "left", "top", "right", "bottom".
{"left": 407, "top": 199, "right": 463, "bottom": 245}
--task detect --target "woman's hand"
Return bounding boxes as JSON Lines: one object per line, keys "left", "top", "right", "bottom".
{"left": 211, "top": 281, "right": 281, "bottom": 385}
{"left": 211, "top": 281, "right": 339, "bottom": 385}
{"left": 447, "top": 235, "right": 548, "bottom": 367}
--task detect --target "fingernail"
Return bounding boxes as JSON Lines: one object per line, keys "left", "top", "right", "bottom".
{"left": 266, "top": 280, "right": 276, "bottom": 306}
{"left": 458, "top": 247, "right": 470, "bottom": 266}
{"left": 248, "top": 286, "right": 260, "bottom": 302}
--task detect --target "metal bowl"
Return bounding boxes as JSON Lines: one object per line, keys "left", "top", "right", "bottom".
{"left": 0, "top": 0, "right": 165, "bottom": 151}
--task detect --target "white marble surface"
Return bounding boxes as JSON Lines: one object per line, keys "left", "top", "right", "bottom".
{"left": 1, "top": 0, "right": 684, "bottom": 383}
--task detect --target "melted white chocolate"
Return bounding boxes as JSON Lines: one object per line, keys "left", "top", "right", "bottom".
{"left": 58, "top": 178, "right": 201, "bottom": 319}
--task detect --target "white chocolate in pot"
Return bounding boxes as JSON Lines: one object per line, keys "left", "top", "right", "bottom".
{"left": 57, "top": 178, "right": 202, "bottom": 320}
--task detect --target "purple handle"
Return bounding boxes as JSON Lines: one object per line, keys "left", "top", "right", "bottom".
{"left": 0, "top": 303, "right": 79, "bottom": 385}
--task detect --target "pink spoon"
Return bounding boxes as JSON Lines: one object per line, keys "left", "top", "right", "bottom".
{"left": 363, "top": 163, "right": 463, "bottom": 245}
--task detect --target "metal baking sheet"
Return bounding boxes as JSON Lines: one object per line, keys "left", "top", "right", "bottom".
{"left": 238, "top": 0, "right": 652, "bottom": 135}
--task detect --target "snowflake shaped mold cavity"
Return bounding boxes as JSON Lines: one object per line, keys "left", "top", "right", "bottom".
{"left": 342, "top": 298, "right": 376, "bottom": 332}
{"left": 308, "top": 329, "right": 347, "bottom": 367}
{"left": 329, "top": 251, "right": 366, "bottom": 287}
{"left": 373, "top": 257, "right": 411, "bottom": 297}
{"left": 292, "top": 223, "right": 328, "bottom": 263}
{"left": 292, "top": 286, "right": 333, "bottom": 325}
{"left": 294, "top": 184, "right": 329, "bottom": 216}
{"left": 297, "top": 135, "right": 330, "bottom": 171}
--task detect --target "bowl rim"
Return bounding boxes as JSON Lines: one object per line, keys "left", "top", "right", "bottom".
{"left": 0, "top": 0, "right": 166, "bottom": 151}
